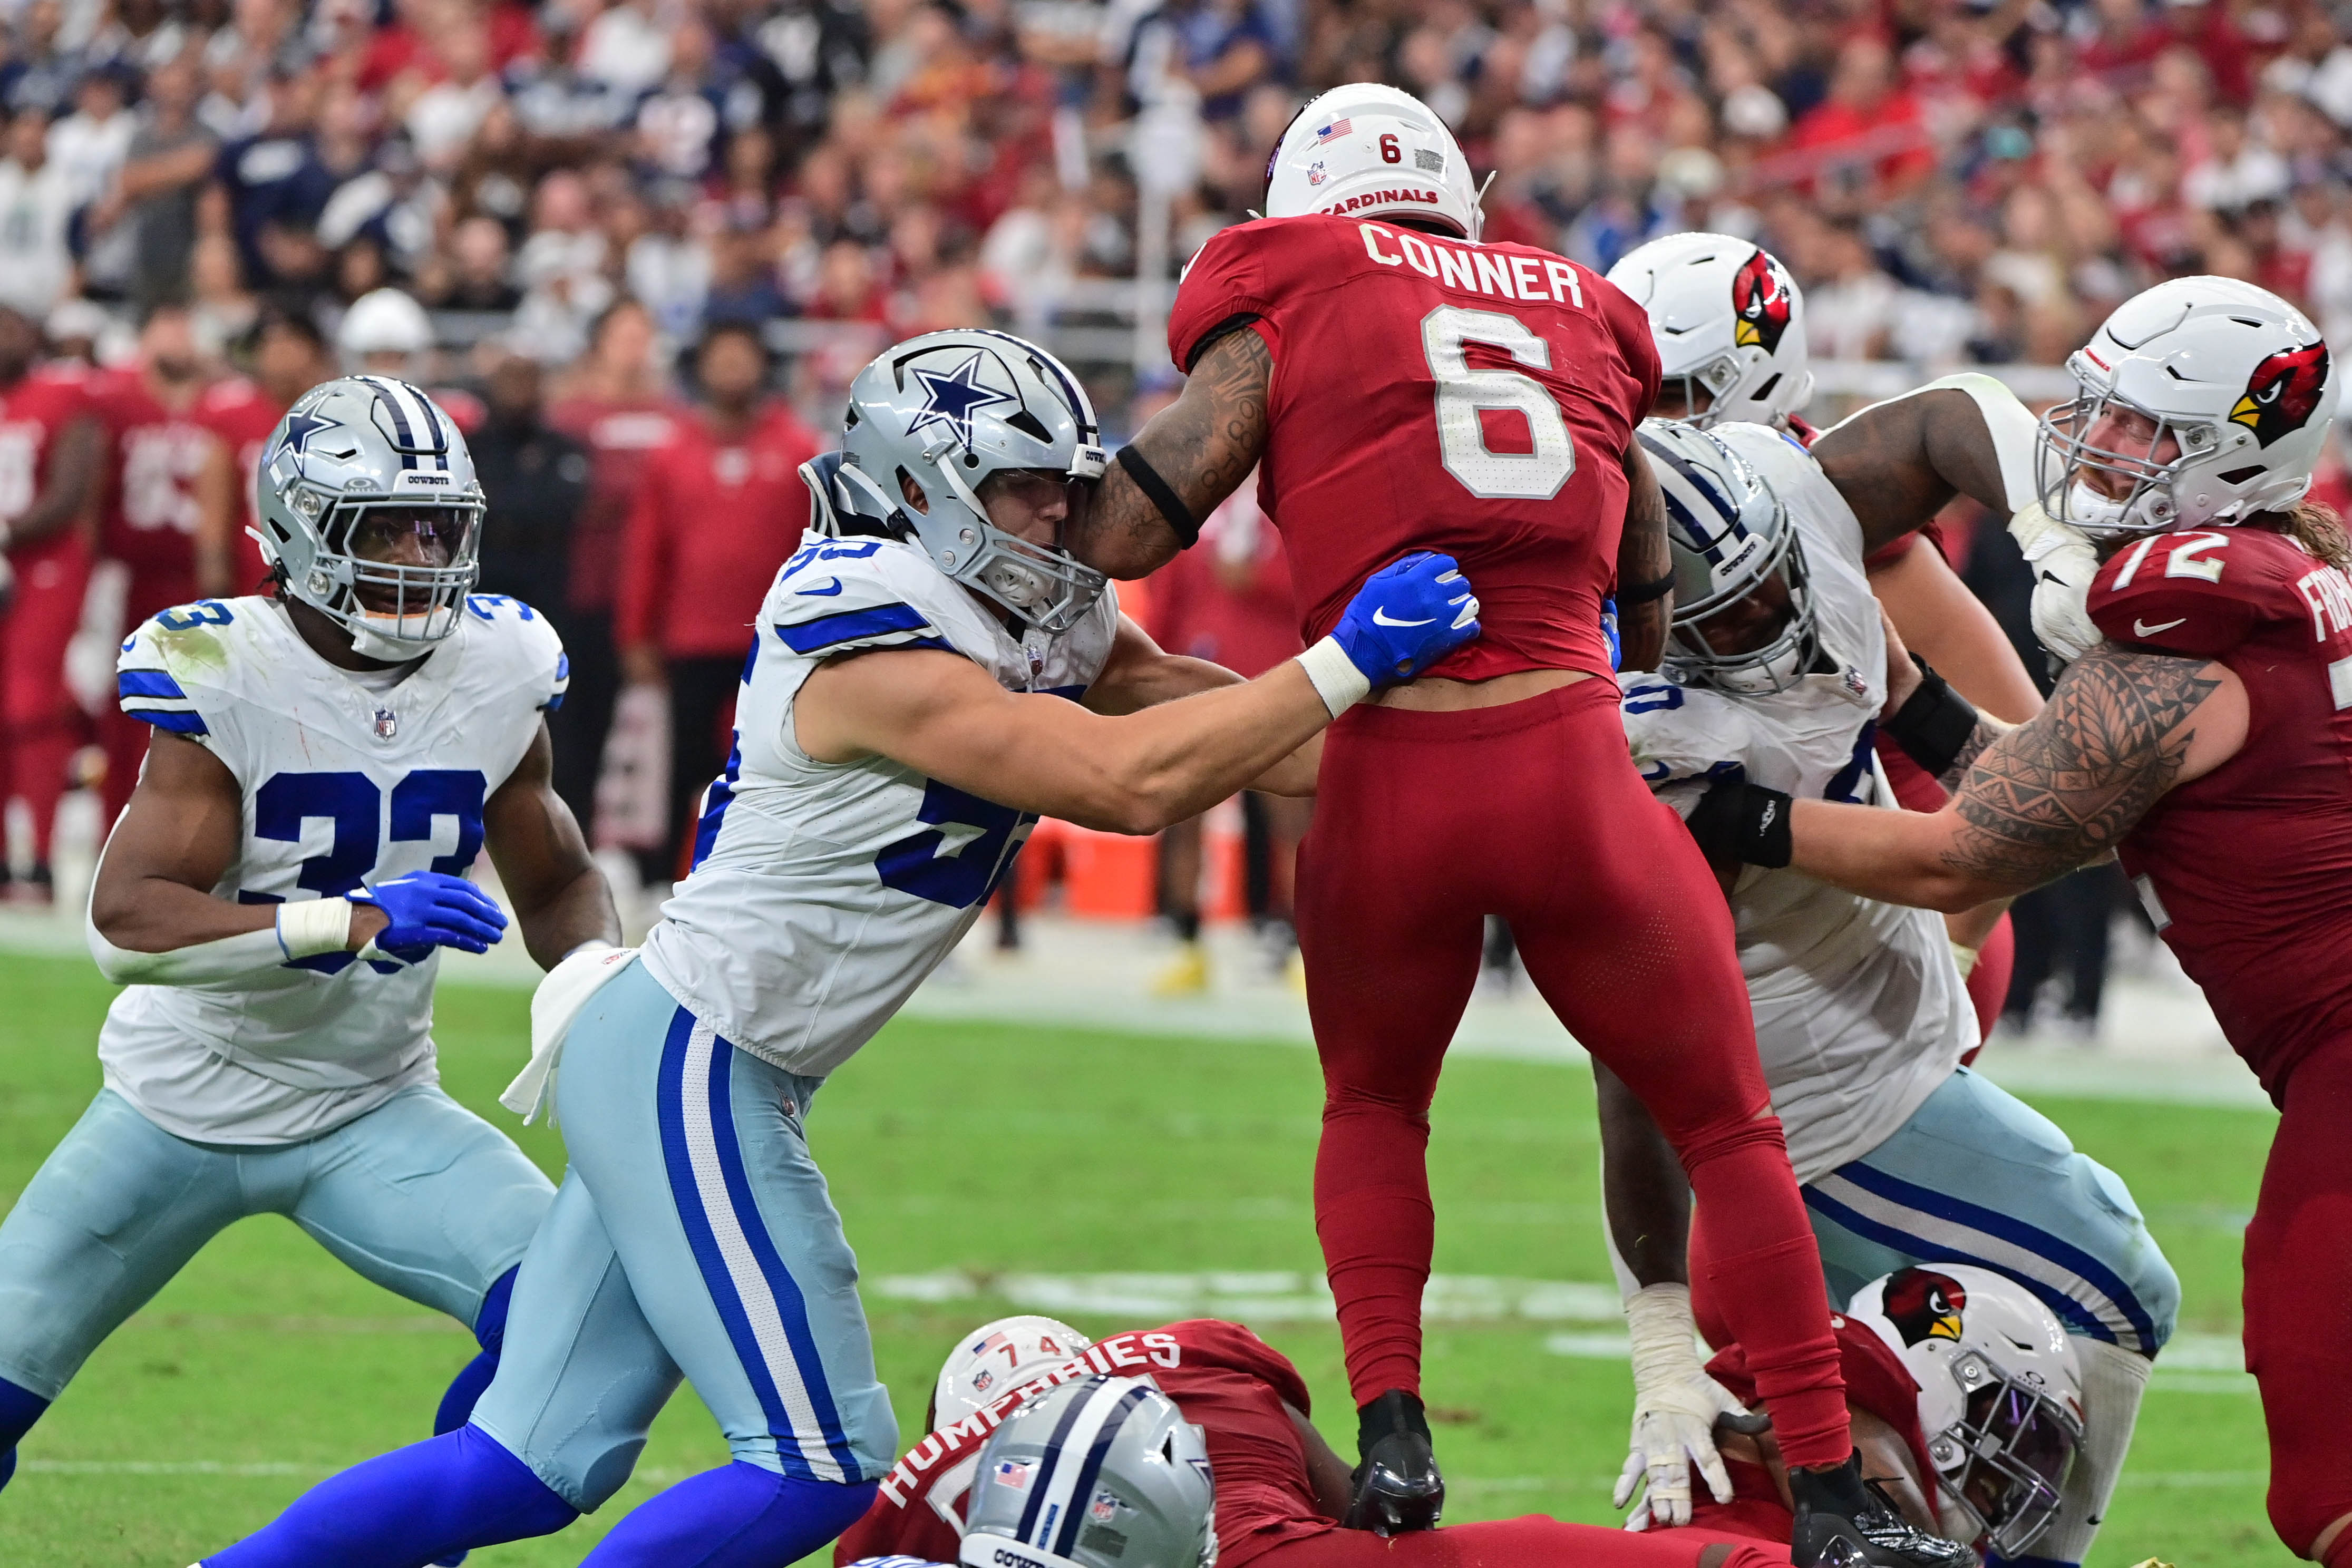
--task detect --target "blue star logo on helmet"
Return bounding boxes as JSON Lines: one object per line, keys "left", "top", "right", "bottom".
{"left": 906, "top": 352, "right": 1014, "bottom": 449}
{"left": 275, "top": 407, "right": 337, "bottom": 459}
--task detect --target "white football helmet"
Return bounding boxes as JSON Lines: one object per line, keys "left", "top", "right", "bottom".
{"left": 1637, "top": 418, "right": 1819, "bottom": 695}
{"left": 2039, "top": 276, "right": 2340, "bottom": 537}
{"left": 338, "top": 287, "right": 435, "bottom": 361}
{"left": 935, "top": 1316, "right": 1092, "bottom": 1424}
{"left": 1606, "top": 233, "right": 1813, "bottom": 428}
{"left": 1264, "top": 83, "right": 1482, "bottom": 242}
{"left": 1849, "top": 1265, "right": 2085, "bottom": 1559}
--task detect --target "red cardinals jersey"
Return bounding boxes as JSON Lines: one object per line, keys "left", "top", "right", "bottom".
{"left": 96, "top": 375, "right": 213, "bottom": 615}
{"left": 617, "top": 406, "right": 819, "bottom": 659}
{"left": 1168, "top": 214, "right": 1657, "bottom": 683}
{"left": 546, "top": 394, "right": 685, "bottom": 613}
{"left": 0, "top": 371, "right": 92, "bottom": 569}
{"left": 837, "top": 1320, "right": 1328, "bottom": 1568}
{"left": 2087, "top": 523, "right": 2352, "bottom": 1101}
{"left": 193, "top": 378, "right": 289, "bottom": 595}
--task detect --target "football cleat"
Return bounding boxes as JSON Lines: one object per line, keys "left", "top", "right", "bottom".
{"left": 1789, "top": 1454, "right": 1972, "bottom": 1568}
{"left": 1151, "top": 942, "right": 1210, "bottom": 998}
{"left": 1344, "top": 1389, "right": 1444, "bottom": 1535}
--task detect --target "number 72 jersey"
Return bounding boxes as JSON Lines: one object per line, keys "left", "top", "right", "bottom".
{"left": 99, "top": 592, "right": 567, "bottom": 1143}
{"left": 1168, "top": 212, "right": 1659, "bottom": 684}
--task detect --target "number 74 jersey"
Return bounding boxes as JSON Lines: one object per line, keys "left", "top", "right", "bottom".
{"left": 100, "top": 592, "right": 567, "bottom": 1144}
{"left": 639, "top": 530, "right": 1116, "bottom": 1077}
{"left": 1168, "top": 212, "right": 1660, "bottom": 683}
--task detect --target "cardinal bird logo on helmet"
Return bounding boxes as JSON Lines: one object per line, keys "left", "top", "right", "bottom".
{"left": 2232, "top": 343, "right": 2331, "bottom": 447}
{"left": 1881, "top": 1268, "right": 1968, "bottom": 1347}
{"left": 1731, "top": 249, "right": 1794, "bottom": 353}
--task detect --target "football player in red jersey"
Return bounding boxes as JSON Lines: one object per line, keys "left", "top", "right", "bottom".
{"left": 1603, "top": 232, "right": 2036, "bottom": 1045}
{"left": 839, "top": 1316, "right": 1793, "bottom": 1568}
{"left": 0, "top": 304, "right": 102, "bottom": 901}
{"left": 93, "top": 305, "right": 215, "bottom": 826}
{"left": 1684, "top": 276, "right": 2352, "bottom": 1567}
{"left": 193, "top": 310, "right": 334, "bottom": 598}
{"left": 1065, "top": 83, "right": 2008, "bottom": 1567}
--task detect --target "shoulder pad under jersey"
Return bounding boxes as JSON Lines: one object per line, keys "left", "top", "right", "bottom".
{"left": 2088, "top": 525, "right": 2325, "bottom": 658}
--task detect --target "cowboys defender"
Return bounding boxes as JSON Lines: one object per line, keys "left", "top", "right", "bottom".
{"left": 197, "top": 329, "right": 1478, "bottom": 1568}
{"left": 0, "top": 377, "right": 616, "bottom": 1504}
{"left": 1601, "top": 415, "right": 2176, "bottom": 1568}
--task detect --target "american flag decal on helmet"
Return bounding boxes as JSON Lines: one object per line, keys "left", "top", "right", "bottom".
{"left": 1314, "top": 119, "right": 1352, "bottom": 143}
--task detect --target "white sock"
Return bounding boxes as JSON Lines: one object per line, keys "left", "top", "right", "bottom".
{"left": 2027, "top": 1337, "right": 2151, "bottom": 1567}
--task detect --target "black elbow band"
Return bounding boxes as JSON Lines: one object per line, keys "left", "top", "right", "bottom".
{"left": 1617, "top": 568, "right": 1676, "bottom": 605}
{"left": 1883, "top": 654, "right": 1979, "bottom": 776}
{"left": 1114, "top": 445, "right": 1200, "bottom": 549}
{"left": 1686, "top": 778, "right": 1794, "bottom": 870}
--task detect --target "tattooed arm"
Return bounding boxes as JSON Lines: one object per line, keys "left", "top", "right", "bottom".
{"left": 1616, "top": 442, "right": 1673, "bottom": 673}
{"left": 1065, "top": 323, "right": 1273, "bottom": 580}
{"left": 1785, "top": 645, "right": 2248, "bottom": 911}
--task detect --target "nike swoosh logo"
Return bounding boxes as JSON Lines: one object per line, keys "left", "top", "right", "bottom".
{"left": 798, "top": 578, "right": 844, "bottom": 597}
{"left": 1371, "top": 609, "right": 1434, "bottom": 627}
{"left": 2133, "top": 617, "right": 2186, "bottom": 637}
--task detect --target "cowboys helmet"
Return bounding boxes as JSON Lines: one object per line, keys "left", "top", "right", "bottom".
{"left": 959, "top": 1375, "right": 1216, "bottom": 1568}
{"left": 828, "top": 329, "right": 1108, "bottom": 636}
{"left": 1849, "top": 1265, "right": 2085, "bottom": 1559}
{"left": 256, "top": 375, "right": 485, "bottom": 660}
{"left": 1607, "top": 233, "right": 1813, "bottom": 428}
{"left": 1263, "top": 83, "right": 1483, "bottom": 242}
{"left": 2039, "top": 276, "right": 2340, "bottom": 538}
{"left": 935, "top": 1317, "right": 1092, "bottom": 1424}
{"left": 1637, "top": 418, "right": 1818, "bottom": 694}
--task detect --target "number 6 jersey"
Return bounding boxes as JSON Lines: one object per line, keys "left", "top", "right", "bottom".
{"left": 100, "top": 592, "right": 567, "bottom": 1143}
{"left": 1167, "top": 211, "right": 1658, "bottom": 683}
{"left": 639, "top": 530, "right": 1116, "bottom": 1076}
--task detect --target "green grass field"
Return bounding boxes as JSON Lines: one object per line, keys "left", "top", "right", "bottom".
{"left": 0, "top": 951, "right": 2290, "bottom": 1567}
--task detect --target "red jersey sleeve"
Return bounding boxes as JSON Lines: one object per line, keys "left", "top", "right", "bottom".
{"left": 1169, "top": 221, "right": 1286, "bottom": 373}
{"left": 616, "top": 446, "right": 670, "bottom": 650}
{"left": 1160, "top": 1319, "right": 1312, "bottom": 1413}
{"left": 2085, "top": 528, "right": 2297, "bottom": 658}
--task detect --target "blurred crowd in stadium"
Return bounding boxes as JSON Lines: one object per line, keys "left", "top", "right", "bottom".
{"left": 4, "top": 0, "right": 2338, "bottom": 1033}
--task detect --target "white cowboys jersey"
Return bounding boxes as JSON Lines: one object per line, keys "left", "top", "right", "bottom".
{"left": 1621, "top": 422, "right": 1972, "bottom": 1184}
{"left": 642, "top": 530, "right": 1117, "bottom": 1075}
{"left": 100, "top": 592, "right": 567, "bottom": 1144}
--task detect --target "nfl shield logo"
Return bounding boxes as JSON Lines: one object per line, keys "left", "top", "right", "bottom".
{"left": 1090, "top": 1491, "right": 1119, "bottom": 1523}
{"left": 373, "top": 708, "right": 399, "bottom": 741}
{"left": 1307, "top": 160, "right": 1327, "bottom": 186}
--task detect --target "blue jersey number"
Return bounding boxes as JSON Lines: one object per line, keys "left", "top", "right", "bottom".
{"left": 875, "top": 780, "right": 1031, "bottom": 909}
{"left": 155, "top": 600, "right": 235, "bottom": 631}
{"left": 248, "top": 768, "right": 489, "bottom": 972}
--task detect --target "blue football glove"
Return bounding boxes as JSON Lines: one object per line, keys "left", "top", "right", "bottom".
{"left": 349, "top": 871, "right": 509, "bottom": 959}
{"left": 1330, "top": 551, "right": 1481, "bottom": 685}
{"left": 1600, "top": 595, "right": 1622, "bottom": 673}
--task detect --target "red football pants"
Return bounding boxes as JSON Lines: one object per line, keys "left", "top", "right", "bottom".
{"left": 1, "top": 535, "right": 90, "bottom": 863}
{"left": 1253, "top": 1516, "right": 1789, "bottom": 1568}
{"left": 2244, "top": 1035, "right": 2352, "bottom": 1559}
{"left": 1296, "top": 678, "right": 1850, "bottom": 1469}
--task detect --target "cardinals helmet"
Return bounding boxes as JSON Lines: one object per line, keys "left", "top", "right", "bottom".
{"left": 1850, "top": 1265, "right": 2085, "bottom": 1558}
{"left": 934, "top": 1316, "right": 1092, "bottom": 1424}
{"left": 1607, "top": 233, "right": 1813, "bottom": 428}
{"left": 2039, "top": 276, "right": 2340, "bottom": 537}
{"left": 1263, "top": 83, "right": 1483, "bottom": 242}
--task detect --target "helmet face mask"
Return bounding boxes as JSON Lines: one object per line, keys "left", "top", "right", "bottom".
{"left": 259, "top": 375, "right": 485, "bottom": 659}
{"left": 1637, "top": 419, "right": 1819, "bottom": 696}
{"left": 1930, "top": 1348, "right": 2083, "bottom": 1557}
{"left": 838, "top": 330, "right": 1110, "bottom": 637}
{"left": 2037, "top": 276, "right": 2340, "bottom": 539}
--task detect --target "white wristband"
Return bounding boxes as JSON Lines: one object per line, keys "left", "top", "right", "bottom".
{"left": 276, "top": 896, "right": 355, "bottom": 960}
{"left": 1625, "top": 1282, "right": 1706, "bottom": 1385}
{"left": 1296, "top": 636, "right": 1372, "bottom": 718}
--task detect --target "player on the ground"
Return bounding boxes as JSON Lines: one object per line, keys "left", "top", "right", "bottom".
{"left": 841, "top": 1315, "right": 1793, "bottom": 1568}
{"left": 191, "top": 329, "right": 1480, "bottom": 1568}
{"left": 1058, "top": 82, "right": 1982, "bottom": 1566}
{"left": 1606, "top": 233, "right": 2036, "bottom": 1039}
{"left": 0, "top": 375, "right": 616, "bottom": 1505}
{"left": 92, "top": 304, "right": 215, "bottom": 827}
{"left": 1600, "top": 418, "right": 2175, "bottom": 1568}
{"left": 1680, "top": 275, "right": 2352, "bottom": 1567}
{"left": 0, "top": 303, "right": 102, "bottom": 903}
{"left": 193, "top": 310, "right": 336, "bottom": 598}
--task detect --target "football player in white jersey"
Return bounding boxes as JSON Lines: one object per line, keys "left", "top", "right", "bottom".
{"left": 0, "top": 376, "right": 618, "bottom": 1518}
{"left": 1598, "top": 415, "right": 2176, "bottom": 1568}
{"left": 195, "top": 329, "right": 1481, "bottom": 1568}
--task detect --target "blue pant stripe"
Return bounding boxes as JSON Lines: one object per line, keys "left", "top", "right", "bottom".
{"left": 697, "top": 1029, "right": 863, "bottom": 1479}
{"left": 654, "top": 1007, "right": 799, "bottom": 1459}
{"left": 1803, "top": 1185, "right": 2121, "bottom": 1346}
{"left": 1829, "top": 1156, "right": 2158, "bottom": 1349}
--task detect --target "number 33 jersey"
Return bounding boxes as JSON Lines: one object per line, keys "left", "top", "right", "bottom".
{"left": 1168, "top": 212, "right": 1658, "bottom": 684}
{"left": 100, "top": 593, "right": 567, "bottom": 1143}
{"left": 640, "top": 531, "right": 1117, "bottom": 1076}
